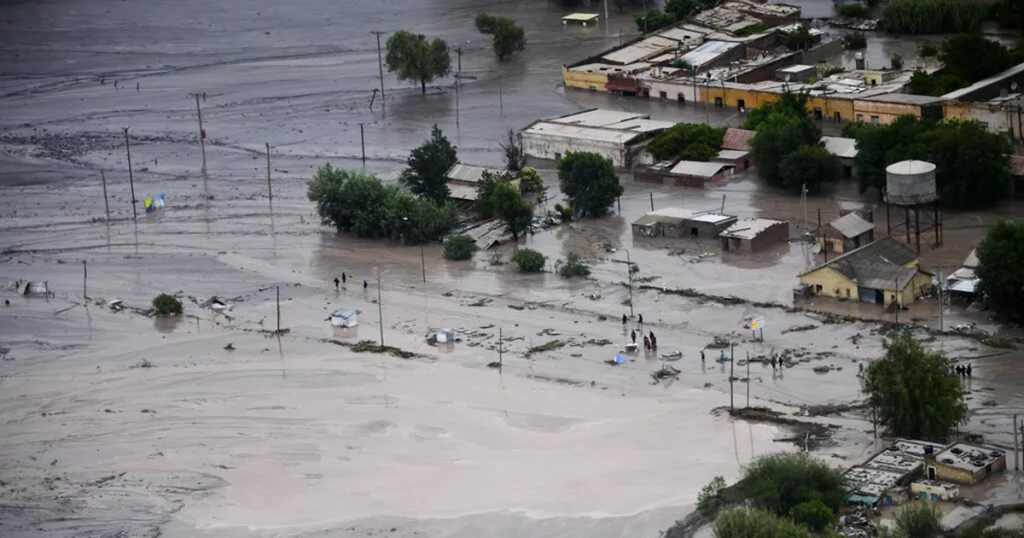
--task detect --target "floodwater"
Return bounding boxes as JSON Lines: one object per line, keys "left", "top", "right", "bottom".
{"left": 2, "top": 0, "right": 1024, "bottom": 536}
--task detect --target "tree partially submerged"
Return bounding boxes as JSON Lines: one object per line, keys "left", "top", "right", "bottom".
{"left": 634, "top": 9, "right": 676, "bottom": 33}
{"left": 511, "top": 248, "right": 545, "bottom": 273}
{"left": 385, "top": 30, "right": 452, "bottom": 95}
{"left": 890, "top": 501, "right": 942, "bottom": 538}
{"left": 779, "top": 144, "right": 838, "bottom": 195}
{"left": 442, "top": 235, "right": 476, "bottom": 261}
{"left": 557, "top": 151, "right": 623, "bottom": 218}
{"left": 975, "top": 219, "right": 1024, "bottom": 324}
{"left": 475, "top": 14, "right": 526, "bottom": 61}
{"left": 498, "top": 129, "right": 527, "bottom": 172}
{"left": 152, "top": 294, "right": 183, "bottom": 316}
{"left": 734, "top": 452, "right": 845, "bottom": 517}
{"left": 646, "top": 123, "right": 725, "bottom": 162}
{"left": 400, "top": 125, "right": 458, "bottom": 205}
{"left": 749, "top": 112, "right": 822, "bottom": 193}
{"left": 490, "top": 181, "right": 533, "bottom": 242}
{"left": 864, "top": 332, "right": 966, "bottom": 440}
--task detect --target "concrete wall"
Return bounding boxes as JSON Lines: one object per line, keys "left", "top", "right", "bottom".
{"left": 852, "top": 99, "right": 922, "bottom": 125}
{"left": 522, "top": 132, "right": 626, "bottom": 168}
{"left": 799, "top": 39, "right": 844, "bottom": 66}
{"left": 911, "top": 482, "right": 960, "bottom": 501}
{"left": 801, "top": 266, "right": 856, "bottom": 299}
{"left": 932, "top": 454, "right": 1006, "bottom": 485}
{"left": 563, "top": 66, "right": 610, "bottom": 92}
{"left": 943, "top": 101, "right": 1019, "bottom": 139}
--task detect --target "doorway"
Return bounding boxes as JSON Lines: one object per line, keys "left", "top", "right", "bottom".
{"left": 928, "top": 466, "right": 936, "bottom": 480}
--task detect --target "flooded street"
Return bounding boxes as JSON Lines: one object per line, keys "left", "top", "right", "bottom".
{"left": 2, "top": 0, "right": 1024, "bottom": 536}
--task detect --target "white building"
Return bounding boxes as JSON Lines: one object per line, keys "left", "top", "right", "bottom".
{"left": 520, "top": 109, "right": 675, "bottom": 168}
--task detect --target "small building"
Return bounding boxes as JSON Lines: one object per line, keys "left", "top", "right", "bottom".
{"left": 712, "top": 149, "right": 752, "bottom": 172}
{"left": 445, "top": 163, "right": 517, "bottom": 204}
{"left": 721, "top": 127, "right": 755, "bottom": 151}
{"left": 684, "top": 213, "right": 738, "bottom": 238}
{"left": 679, "top": 40, "right": 743, "bottom": 71}
{"left": 631, "top": 208, "right": 694, "bottom": 237}
{"left": 521, "top": 109, "right": 674, "bottom": 168}
{"left": 776, "top": 64, "right": 816, "bottom": 83}
{"left": 912, "top": 480, "right": 960, "bottom": 502}
{"left": 821, "top": 212, "right": 875, "bottom": 254}
{"left": 331, "top": 310, "right": 358, "bottom": 328}
{"left": 720, "top": 218, "right": 789, "bottom": 252}
{"left": 929, "top": 443, "right": 1007, "bottom": 485}
{"left": 821, "top": 136, "right": 858, "bottom": 178}
{"left": 634, "top": 160, "right": 728, "bottom": 188}
{"left": 844, "top": 439, "right": 938, "bottom": 507}
{"left": 562, "top": 13, "right": 599, "bottom": 27}
{"left": 799, "top": 236, "right": 932, "bottom": 305}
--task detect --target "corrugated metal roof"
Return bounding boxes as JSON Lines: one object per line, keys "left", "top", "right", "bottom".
{"left": 720, "top": 218, "right": 786, "bottom": 240}
{"left": 687, "top": 213, "right": 735, "bottom": 224}
{"left": 523, "top": 122, "right": 645, "bottom": 144}
{"left": 721, "top": 127, "right": 755, "bottom": 151}
{"left": 603, "top": 36, "right": 678, "bottom": 65}
{"left": 715, "top": 149, "right": 749, "bottom": 160}
{"left": 963, "top": 249, "right": 979, "bottom": 269}
{"left": 604, "top": 118, "right": 676, "bottom": 132}
{"left": 853, "top": 263, "right": 919, "bottom": 291}
{"left": 549, "top": 109, "right": 646, "bottom": 127}
{"left": 563, "top": 13, "right": 599, "bottom": 21}
{"left": 829, "top": 212, "right": 874, "bottom": 238}
{"left": 447, "top": 183, "right": 478, "bottom": 201}
{"left": 802, "top": 236, "right": 919, "bottom": 278}
{"left": 669, "top": 160, "right": 727, "bottom": 177}
{"left": 446, "top": 163, "right": 506, "bottom": 184}
{"left": 680, "top": 40, "right": 740, "bottom": 68}
{"left": 942, "top": 62, "right": 1024, "bottom": 101}
{"left": 821, "top": 136, "right": 858, "bottom": 159}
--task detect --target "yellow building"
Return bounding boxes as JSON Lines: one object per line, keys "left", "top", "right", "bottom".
{"left": 799, "top": 236, "right": 932, "bottom": 305}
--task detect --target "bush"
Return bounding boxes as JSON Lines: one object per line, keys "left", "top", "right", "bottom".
{"left": 882, "top": 0, "right": 987, "bottom": 34}
{"left": 837, "top": 2, "right": 870, "bottom": 18}
{"left": 634, "top": 9, "right": 676, "bottom": 33}
{"left": 152, "top": 294, "right": 183, "bottom": 316}
{"left": 511, "top": 248, "right": 546, "bottom": 273}
{"left": 891, "top": 53, "right": 904, "bottom": 70}
{"left": 734, "top": 453, "right": 845, "bottom": 516}
{"left": 918, "top": 42, "right": 938, "bottom": 57}
{"left": 443, "top": 235, "right": 477, "bottom": 261}
{"left": 557, "top": 151, "right": 623, "bottom": 218}
{"left": 892, "top": 501, "right": 942, "bottom": 538}
{"left": 697, "top": 475, "right": 727, "bottom": 518}
{"left": 842, "top": 32, "right": 867, "bottom": 49}
{"left": 556, "top": 252, "right": 591, "bottom": 278}
{"left": 790, "top": 499, "right": 834, "bottom": 532}
{"left": 553, "top": 203, "right": 574, "bottom": 222}
{"left": 713, "top": 508, "right": 821, "bottom": 538}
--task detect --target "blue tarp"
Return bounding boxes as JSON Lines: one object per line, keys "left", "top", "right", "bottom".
{"left": 614, "top": 354, "right": 628, "bottom": 364}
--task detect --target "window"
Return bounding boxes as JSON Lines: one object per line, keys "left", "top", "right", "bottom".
{"left": 677, "top": 93, "right": 685, "bottom": 103}
{"left": 588, "top": 86, "right": 596, "bottom": 91}
{"left": 846, "top": 288, "right": 851, "bottom": 298}
{"left": 659, "top": 91, "right": 667, "bottom": 100}
{"left": 856, "top": 114, "right": 864, "bottom": 122}
{"left": 871, "top": 115, "right": 880, "bottom": 125}
{"left": 715, "top": 97, "right": 723, "bottom": 107}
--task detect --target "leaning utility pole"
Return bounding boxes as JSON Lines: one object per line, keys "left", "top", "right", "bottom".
{"left": 122, "top": 126, "right": 137, "bottom": 221}
{"left": 188, "top": 92, "right": 207, "bottom": 174}
{"left": 372, "top": 31, "right": 387, "bottom": 116}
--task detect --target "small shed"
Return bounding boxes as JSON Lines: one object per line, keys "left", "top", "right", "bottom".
{"left": 822, "top": 136, "right": 858, "bottom": 178}
{"left": 331, "top": 310, "right": 358, "bottom": 328}
{"left": 720, "top": 218, "right": 790, "bottom": 252}
{"left": 683, "top": 213, "right": 737, "bottom": 239}
{"left": 562, "top": 13, "right": 599, "bottom": 26}
{"left": 776, "top": 64, "right": 816, "bottom": 83}
{"left": 911, "top": 480, "right": 960, "bottom": 502}
{"left": 824, "top": 212, "right": 875, "bottom": 253}
{"left": 930, "top": 443, "right": 1006, "bottom": 485}
{"left": 632, "top": 208, "right": 694, "bottom": 237}
{"left": 712, "top": 149, "right": 752, "bottom": 172}
{"left": 669, "top": 160, "right": 728, "bottom": 183}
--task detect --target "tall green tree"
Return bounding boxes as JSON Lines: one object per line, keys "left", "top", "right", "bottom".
{"left": 778, "top": 144, "right": 838, "bottom": 194}
{"left": 476, "top": 13, "right": 527, "bottom": 61}
{"left": 714, "top": 508, "right": 836, "bottom": 538}
{"left": 734, "top": 453, "right": 845, "bottom": 517}
{"left": 474, "top": 169, "right": 507, "bottom": 218}
{"left": 557, "top": 151, "right": 623, "bottom": 218}
{"left": 634, "top": 9, "right": 676, "bottom": 33}
{"left": 975, "top": 219, "right": 1024, "bottom": 324}
{"left": 864, "top": 333, "right": 967, "bottom": 441}
{"left": 646, "top": 123, "right": 725, "bottom": 161}
{"left": 400, "top": 125, "right": 457, "bottom": 205}
{"left": 490, "top": 181, "right": 533, "bottom": 242}
{"left": 749, "top": 112, "right": 821, "bottom": 191}
{"left": 743, "top": 89, "right": 812, "bottom": 131}
{"left": 385, "top": 30, "right": 452, "bottom": 95}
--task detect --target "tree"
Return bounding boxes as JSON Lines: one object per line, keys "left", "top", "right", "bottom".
{"left": 938, "top": 33, "right": 1016, "bottom": 87}
{"left": 891, "top": 501, "right": 942, "bottom": 538}
{"left": 713, "top": 508, "right": 832, "bottom": 538}
{"left": 498, "top": 128, "right": 526, "bottom": 172}
{"left": 385, "top": 30, "right": 452, "bottom": 95}
{"left": 476, "top": 14, "right": 526, "bottom": 61}
{"left": 556, "top": 252, "right": 591, "bottom": 277}
{"left": 837, "top": 2, "right": 870, "bottom": 18}
{"left": 749, "top": 113, "right": 821, "bottom": 191}
{"left": 557, "top": 151, "right": 623, "bottom": 218}
{"left": 975, "top": 219, "right": 1024, "bottom": 324}
{"left": 743, "top": 89, "right": 812, "bottom": 131}
{"left": 634, "top": 10, "right": 676, "bottom": 33}
{"left": 443, "top": 235, "right": 476, "bottom": 260}
{"left": 882, "top": 0, "right": 987, "bottom": 34}
{"left": 152, "top": 294, "right": 183, "bottom": 316}
{"left": 400, "top": 125, "right": 457, "bottom": 205}
{"left": 789, "top": 499, "right": 834, "bottom": 533}
{"left": 697, "top": 475, "right": 727, "bottom": 518}
{"left": 491, "top": 181, "right": 533, "bottom": 242}
{"left": 664, "top": 0, "right": 700, "bottom": 20}
{"left": 864, "top": 333, "right": 967, "bottom": 440}
{"left": 475, "top": 170, "right": 507, "bottom": 218}
{"left": 785, "top": 24, "right": 815, "bottom": 51}
{"left": 511, "top": 248, "right": 546, "bottom": 272}
{"left": 778, "top": 144, "right": 838, "bottom": 194}
{"left": 890, "top": 53, "right": 904, "bottom": 70}
{"left": 646, "top": 123, "right": 725, "bottom": 161}
{"left": 734, "top": 453, "right": 845, "bottom": 517}
{"left": 519, "top": 167, "right": 544, "bottom": 193}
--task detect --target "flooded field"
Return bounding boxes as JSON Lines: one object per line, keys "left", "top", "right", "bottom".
{"left": 2, "top": 0, "right": 1024, "bottom": 536}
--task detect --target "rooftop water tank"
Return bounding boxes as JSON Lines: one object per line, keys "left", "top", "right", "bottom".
{"left": 884, "top": 160, "right": 938, "bottom": 205}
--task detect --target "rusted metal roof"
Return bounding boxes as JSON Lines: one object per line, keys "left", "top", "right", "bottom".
{"left": 721, "top": 128, "right": 755, "bottom": 151}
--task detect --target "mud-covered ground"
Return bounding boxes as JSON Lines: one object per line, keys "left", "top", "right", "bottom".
{"left": 2, "top": 0, "right": 1024, "bottom": 536}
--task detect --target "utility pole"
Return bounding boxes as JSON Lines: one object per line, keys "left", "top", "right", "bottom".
{"left": 649, "top": 192, "right": 654, "bottom": 211}
{"left": 372, "top": 31, "right": 387, "bottom": 116}
{"left": 188, "top": 93, "right": 207, "bottom": 174}
{"left": 498, "top": 75, "right": 503, "bottom": 113}
{"left": 729, "top": 344, "right": 735, "bottom": 411}
{"left": 604, "top": 0, "right": 609, "bottom": 33}
{"left": 359, "top": 123, "right": 366, "bottom": 163}
{"left": 1014, "top": 413, "right": 1019, "bottom": 471}
{"left": 455, "top": 47, "right": 462, "bottom": 127}
{"left": 377, "top": 268, "right": 390, "bottom": 346}
{"left": 265, "top": 143, "right": 272, "bottom": 201}
{"left": 276, "top": 286, "right": 281, "bottom": 333}
{"left": 122, "top": 126, "right": 137, "bottom": 221}
{"left": 82, "top": 260, "right": 87, "bottom": 300}
{"left": 938, "top": 270, "right": 944, "bottom": 332}
{"left": 746, "top": 351, "right": 750, "bottom": 408}
{"left": 100, "top": 170, "right": 110, "bottom": 221}
{"left": 622, "top": 248, "right": 634, "bottom": 318}
{"left": 895, "top": 277, "right": 900, "bottom": 326}
{"left": 499, "top": 327, "right": 504, "bottom": 374}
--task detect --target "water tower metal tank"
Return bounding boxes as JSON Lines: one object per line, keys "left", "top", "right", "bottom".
{"left": 883, "top": 160, "right": 942, "bottom": 252}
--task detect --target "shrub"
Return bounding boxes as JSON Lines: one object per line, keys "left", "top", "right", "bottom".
{"left": 556, "top": 252, "right": 591, "bottom": 278}
{"left": 882, "top": 0, "right": 987, "bottom": 34}
{"left": 152, "top": 294, "right": 183, "bottom": 316}
{"left": 734, "top": 453, "right": 845, "bottom": 516}
{"left": 842, "top": 32, "right": 867, "bottom": 49}
{"left": 697, "top": 475, "right": 727, "bottom": 518}
{"left": 790, "top": 499, "right": 834, "bottom": 532}
{"left": 443, "top": 235, "right": 476, "bottom": 261}
{"left": 891, "top": 53, "right": 904, "bottom": 70}
{"left": 511, "top": 248, "right": 546, "bottom": 273}
{"left": 553, "top": 203, "right": 574, "bottom": 222}
{"left": 918, "top": 42, "right": 939, "bottom": 57}
{"left": 714, "top": 508, "right": 821, "bottom": 538}
{"left": 892, "top": 501, "right": 942, "bottom": 538}
{"left": 837, "top": 2, "right": 870, "bottom": 18}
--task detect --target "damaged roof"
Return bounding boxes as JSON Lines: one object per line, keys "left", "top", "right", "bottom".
{"left": 803, "top": 236, "right": 923, "bottom": 288}
{"left": 721, "top": 127, "right": 755, "bottom": 151}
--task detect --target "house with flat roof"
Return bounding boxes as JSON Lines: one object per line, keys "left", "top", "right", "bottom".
{"left": 844, "top": 439, "right": 939, "bottom": 507}
{"left": 799, "top": 236, "right": 932, "bottom": 305}
{"left": 521, "top": 109, "right": 674, "bottom": 168}
{"left": 929, "top": 443, "right": 1007, "bottom": 484}
{"left": 719, "top": 217, "right": 789, "bottom": 252}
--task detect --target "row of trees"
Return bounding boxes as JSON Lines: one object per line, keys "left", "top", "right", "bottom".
{"left": 843, "top": 115, "right": 1011, "bottom": 209}
{"left": 907, "top": 33, "right": 1024, "bottom": 97}
{"left": 383, "top": 16, "right": 525, "bottom": 95}
{"left": 746, "top": 90, "right": 838, "bottom": 194}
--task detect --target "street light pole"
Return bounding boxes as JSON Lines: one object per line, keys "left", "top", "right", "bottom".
{"left": 377, "top": 268, "right": 390, "bottom": 346}
{"left": 621, "top": 248, "right": 634, "bottom": 318}
{"left": 404, "top": 217, "right": 427, "bottom": 283}
{"left": 122, "top": 126, "right": 137, "bottom": 221}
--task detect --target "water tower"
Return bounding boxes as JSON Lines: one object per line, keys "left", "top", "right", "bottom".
{"left": 884, "top": 160, "right": 942, "bottom": 252}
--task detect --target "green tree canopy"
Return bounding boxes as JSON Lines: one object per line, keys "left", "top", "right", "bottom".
{"left": 891, "top": 501, "right": 942, "bottom": 538}
{"left": 476, "top": 14, "right": 527, "bottom": 61}
{"left": 849, "top": 115, "right": 1010, "bottom": 209}
{"left": 511, "top": 248, "right": 546, "bottom": 272}
{"left": 907, "top": 33, "right": 1024, "bottom": 95}
{"left": 385, "top": 30, "right": 452, "bottom": 95}
{"left": 443, "top": 235, "right": 476, "bottom": 261}
{"left": 646, "top": 123, "right": 725, "bottom": 161}
{"left": 490, "top": 181, "right": 534, "bottom": 242}
{"left": 882, "top": 0, "right": 987, "bottom": 34}
{"left": 400, "top": 125, "right": 458, "bottom": 205}
{"left": 779, "top": 144, "right": 838, "bottom": 194}
{"left": 734, "top": 453, "right": 845, "bottom": 517}
{"left": 635, "top": 9, "right": 676, "bottom": 33}
{"left": 743, "top": 89, "right": 812, "bottom": 131}
{"left": 474, "top": 169, "right": 509, "bottom": 218}
{"left": 557, "top": 151, "right": 623, "bottom": 218}
{"left": 749, "top": 112, "right": 822, "bottom": 192}
{"left": 864, "top": 333, "right": 967, "bottom": 440}
{"left": 714, "top": 508, "right": 839, "bottom": 538}
{"left": 975, "top": 219, "right": 1024, "bottom": 324}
